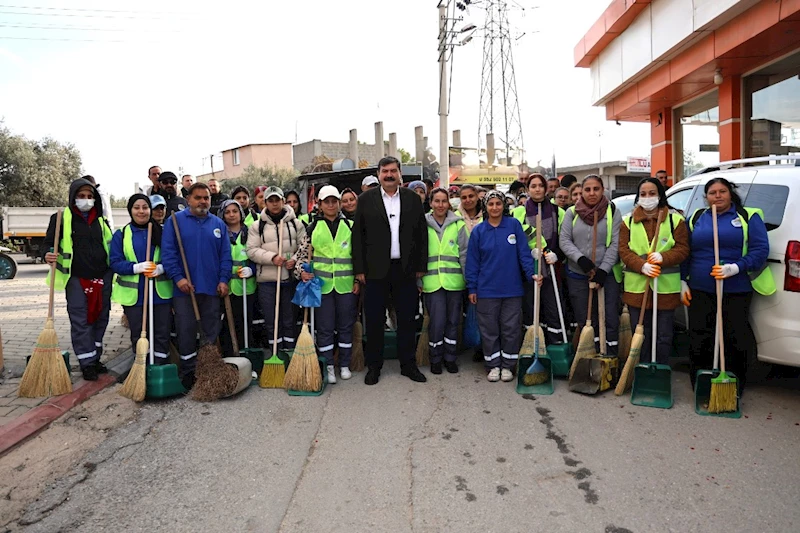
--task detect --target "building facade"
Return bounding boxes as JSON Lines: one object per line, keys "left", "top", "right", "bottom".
{"left": 575, "top": 0, "right": 800, "bottom": 183}
{"left": 197, "top": 143, "right": 293, "bottom": 181}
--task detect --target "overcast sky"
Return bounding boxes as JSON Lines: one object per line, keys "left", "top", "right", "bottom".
{"left": 0, "top": 0, "right": 652, "bottom": 197}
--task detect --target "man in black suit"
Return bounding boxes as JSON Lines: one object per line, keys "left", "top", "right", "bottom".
{"left": 353, "top": 156, "right": 428, "bottom": 385}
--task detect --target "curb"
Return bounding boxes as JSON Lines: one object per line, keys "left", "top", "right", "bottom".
{"left": 0, "top": 373, "right": 116, "bottom": 457}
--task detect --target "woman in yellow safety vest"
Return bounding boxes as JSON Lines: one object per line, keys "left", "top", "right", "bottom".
{"left": 218, "top": 199, "right": 257, "bottom": 356}
{"left": 422, "top": 187, "right": 469, "bottom": 374}
{"left": 293, "top": 185, "right": 359, "bottom": 384}
{"left": 619, "top": 178, "right": 689, "bottom": 365}
{"left": 43, "top": 178, "right": 114, "bottom": 381}
{"left": 682, "top": 177, "right": 774, "bottom": 396}
{"left": 110, "top": 194, "right": 173, "bottom": 365}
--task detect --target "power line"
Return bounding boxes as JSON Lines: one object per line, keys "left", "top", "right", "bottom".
{"left": 0, "top": 4, "right": 200, "bottom": 16}
{"left": 0, "top": 23, "right": 184, "bottom": 32}
{"left": 0, "top": 35, "right": 169, "bottom": 43}
{"left": 0, "top": 9, "right": 204, "bottom": 20}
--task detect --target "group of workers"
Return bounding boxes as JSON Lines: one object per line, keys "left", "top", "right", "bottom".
{"left": 42, "top": 159, "right": 772, "bottom": 396}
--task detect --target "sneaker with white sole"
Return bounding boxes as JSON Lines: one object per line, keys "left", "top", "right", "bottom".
{"left": 340, "top": 367, "right": 352, "bottom": 380}
{"left": 501, "top": 369, "right": 514, "bottom": 382}
{"left": 487, "top": 368, "right": 501, "bottom": 382}
{"left": 327, "top": 365, "right": 337, "bottom": 384}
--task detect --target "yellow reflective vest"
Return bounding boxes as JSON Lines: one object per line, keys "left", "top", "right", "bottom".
{"left": 111, "top": 224, "right": 173, "bottom": 305}
{"left": 423, "top": 219, "right": 466, "bottom": 293}
{"left": 229, "top": 231, "right": 256, "bottom": 296}
{"left": 310, "top": 218, "right": 354, "bottom": 295}
{"left": 622, "top": 213, "right": 683, "bottom": 295}
{"left": 46, "top": 208, "right": 113, "bottom": 290}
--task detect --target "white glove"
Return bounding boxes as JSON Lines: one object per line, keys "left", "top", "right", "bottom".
{"left": 544, "top": 251, "right": 558, "bottom": 265}
{"left": 153, "top": 264, "right": 164, "bottom": 277}
{"left": 647, "top": 252, "right": 663, "bottom": 264}
{"left": 531, "top": 248, "right": 541, "bottom": 260}
{"left": 641, "top": 263, "right": 661, "bottom": 278}
{"left": 712, "top": 263, "right": 740, "bottom": 279}
{"left": 144, "top": 263, "right": 164, "bottom": 278}
{"left": 132, "top": 261, "right": 153, "bottom": 274}
{"left": 238, "top": 266, "right": 253, "bottom": 279}
{"left": 681, "top": 280, "right": 692, "bottom": 306}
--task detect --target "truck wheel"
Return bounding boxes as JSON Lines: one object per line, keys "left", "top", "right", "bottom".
{"left": 0, "top": 252, "right": 17, "bottom": 280}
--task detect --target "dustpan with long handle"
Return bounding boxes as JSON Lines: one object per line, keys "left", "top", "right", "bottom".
{"left": 546, "top": 262, "right": 574, "bottom": 377}
{"left": 261, "top": 221, "right": 288, "bottom": 383}
{"left": 631, "top": 275, "right": 673, "bottom": 408}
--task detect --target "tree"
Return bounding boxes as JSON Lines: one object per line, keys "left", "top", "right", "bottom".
{"left": 0, "top": 123, "right": 82, "bottom": 207}
{"left": 109, "top": 195, "right": 129, "bottom": 208}
{"left": 683, "top": 150, "right": 704, "bottom": 176}
{"left": 398, "top": 148, "right": 414, "bottom": 164}
{"left": 220, "top": 164, "right": 299, "bottom": 195}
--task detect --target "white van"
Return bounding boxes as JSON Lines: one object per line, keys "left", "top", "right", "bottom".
{"left": 665, "top": 156, "right": 800, "bottom": 368}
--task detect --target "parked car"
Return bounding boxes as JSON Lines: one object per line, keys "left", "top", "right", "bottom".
{"left": 611, "top": 194, "right": 636, "bottom": 218}
{"left": 665, "top": 156, "right": 799, "bottom": 368}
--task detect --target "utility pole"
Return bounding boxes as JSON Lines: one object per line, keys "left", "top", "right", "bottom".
{"left": 439, "top": 2, "right": 449, "bottom": 188}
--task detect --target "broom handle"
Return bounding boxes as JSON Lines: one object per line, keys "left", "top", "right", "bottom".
{"left": 224, "top": 295, "right": 239, "bottom": 355}
{"left": 712, "top": 204, "right": 726, "bottom": 373}
{"left": 713, "top": 281, "right": 721, "bottom": 370}
{"left": 242, "top": 288, "right": 249, "bottom": 349}
{"left": 549, "top": 264, "right": 568, "bottom": 344}
{"left": 141, "top": 223, "right": 152, "bottom": 337}
{"left": 533, "top": 204, "right": 542, "bottom": 337}
{"left": 651, "top": 278, "right": 658, "bottom": 364}
{"left": 585, "top": 210, "right": 599, "bottom": 326}
{"left": 272, "top": 222, "right": 284, "bottom": 358}
{"left": 149, "top": 279, "right": 154, "bottom": 365}
{"left": 598, "top": 286, "right": 606, "bottom": 356}
{"left": 48, "top": 209, "right": 63, "bottom": 320}
{"left": 171, "top": 214, "right": 202, "bottom": 322}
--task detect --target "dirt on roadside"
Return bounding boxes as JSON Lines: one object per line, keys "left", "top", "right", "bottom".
{"left": 0, "top": 385, "right": 139, "bottom": 530}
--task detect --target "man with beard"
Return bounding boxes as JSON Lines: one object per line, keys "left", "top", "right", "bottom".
{"left": 352, "top": 156, "right": 428, "bottom": 385}
{"left": 161, "top": 182, "right": 232, "bottom": 389}
{"left": 208, "top": 178, "right": 228, "bottom": 217}
{"left": 157, "top": 171, "right": 187, "bottom": 219}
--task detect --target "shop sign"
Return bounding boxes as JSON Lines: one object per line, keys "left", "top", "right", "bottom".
{"left": 627, "top": 156, "right": 651, "bottom": 173}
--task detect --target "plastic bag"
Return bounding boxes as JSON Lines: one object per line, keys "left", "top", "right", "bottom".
{"left": 291, "top": 262, "right": 323, "bottom": 308}
{"left": 463, "top": 302, "right": 481, "bottom": 349}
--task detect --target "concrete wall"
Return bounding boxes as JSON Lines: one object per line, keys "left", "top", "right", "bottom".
{"left": 293, "top": 140, "right": 382, "bottom": 171}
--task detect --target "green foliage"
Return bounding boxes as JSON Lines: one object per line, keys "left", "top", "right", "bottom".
{"left": 0, "top": 124, "right": 82, "bottom": 207}
{"left": 398, "top": 148, "right": 414, "bottom": 164}
{"left": 109, "top": 195, "right": 129, "bottom": 208}
{"left": 220, "top": 164, "right": 299, "bottom": 195}
{"left": 683, "top": 150, "right": 704, "bottom": 176}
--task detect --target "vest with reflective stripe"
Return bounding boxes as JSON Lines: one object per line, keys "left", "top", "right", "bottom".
{"left": 311, "top": 219, "right": 353, "bottom": 295}
{"left": 423, "top": 220, "right": 466, "bottom": 293}
{"left": 244, "top": 212, "right": 257, "bottom": 227}
{"left": 511, "top": 205, "right": 564, "bottom": 251}
{"left": 229, "top": 232, "right": 256, "bottom": 296}
{"left": 569, "top": 205, "right": 623, "bottom": 283}
{"left": 111, "top": 225, "right": 173, "bottom": 305}
{"left": 689, "top": 207, "right": 777, "bottom": 296}
{"left": 46, "top": 208, "right": 113, "bottom": 290}
{"left": 622, "top": 213, "right": 682, "bottom": 295}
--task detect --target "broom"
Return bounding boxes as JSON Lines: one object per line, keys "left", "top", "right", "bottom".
{"left": 415, "top": 308, "right": 430, "bottom": 366}
{"left": 618, "top": 305, "right": 632, "bottom": 367}
{"left": 119, "top": 222, "right": 152, "bottom": 402}
{"left": 615, "top": 209, "right": 664, "bottom": 395}
{"left": 171, "top": 215, "right": 238, "bottom": 402}
{"left": 20, "top": 209, "right": 73, "bottom": 398}
{"left": 223, "top": 295, "right": 239, "bottom": 356}
{"left": 350, "top": 293, "right": 365, "bottom": 371}
{"left": 568, "top": 211, "right": 599, "bottom": 380}
{"left": 283, "top": 308, "right": 323, "bottom": 392}
{"left": 260, "top": 221, "right": 287, "bottom": 388}
{"left": 708, "top": 204, "right": 737, "bottom": 413}
{"left": 523, "top": 205, "right": 548, "bottom": 385}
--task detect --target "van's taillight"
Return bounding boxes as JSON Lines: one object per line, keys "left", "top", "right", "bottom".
{"left": 786, "top": 241, "right": 800, "bottom": 293}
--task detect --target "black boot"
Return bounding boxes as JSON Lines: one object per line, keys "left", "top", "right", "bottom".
{"left": 81, "top": 364, "right": 98, "bottom": 382}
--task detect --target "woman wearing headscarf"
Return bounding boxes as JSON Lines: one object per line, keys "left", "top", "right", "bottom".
{"left": 341, "top": 188, "right": 358, "bottom": 221}
{"left": 466, "top": 190, "right": 537, "bottom": 382}
{"left": 619, "top": 178, "right": 689, "bottom": 365}
{"left": 559, "top": 175, "right": 622, "bottom": 356}
{"left": 253, "top": 185, "right": 268, "bottom": 215}
{"left": 109, "top": 194, "right": 172, "bottom": 366}
{"left": 682, "top": 177, "right": 773, "bottom": 395}
{"left": 408, "top": 180, "right": 430, "bottom": 212}
{"left": 231, "top": 186, "right": 258, "bottom": 226}
{"left": 218, "top": 199, "right": 257, "bottom": 356}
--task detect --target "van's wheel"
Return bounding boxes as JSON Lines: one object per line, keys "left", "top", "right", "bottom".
{"left": 0, "top": 253, "right": 17, "bottom": 280}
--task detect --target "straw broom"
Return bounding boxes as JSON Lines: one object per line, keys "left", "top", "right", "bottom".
{"left": 119, "top": 223, "right": 152, "bottom": 402}
{"left": 283, "top": 308, "right": 323, "bottom": 391}
{"left": 350, "top": 293, "right": 365, "bottom": 371}
{"left": 568, "top": 211, "right": 599, "bottom": 380}
{"left": 708, "top": 204, "right": 737, "bottom": 413}
{"left": 170, "top": 215, "right": 238, "bottom": 402}
{"left": 20, "top": 209, "right": 73, "bottom": 398}
{"left": 615, "top": 210, "right": 664, "bottom": 395}
{"left": 618, "top": 305, "right": 632, "bottom": 367}
{"left": 415, "top": 308, "right": 430, "bottom": 366}
{"left": 260, "top": 222, "right": 287, "bottom": 388}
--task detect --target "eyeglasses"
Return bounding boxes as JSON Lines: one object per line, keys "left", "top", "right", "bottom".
{"left": 161, "top": 179, "right": 177, "bottom": 185}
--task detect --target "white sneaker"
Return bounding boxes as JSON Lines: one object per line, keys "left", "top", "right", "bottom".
{"left": 487, "top": 368, "right": 501, "bottom": 382}
{"left": 327, "top": 365, "right": 337, "bottom": 384}
{"left": 340, "top": 367, "right": 352, "bottom": 380}
{"left": 501, "top": 369, "right": 514, "bottom": 382}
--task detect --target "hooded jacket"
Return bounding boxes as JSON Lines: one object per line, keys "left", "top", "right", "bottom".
{"left": 42, "top": 178, "right": 112, "bottom": 280}
{"left": 246, "top": 207, "right": 306, "bottom": 283}
{"left": 425, "top": 211, "right": 469, "bottom": 273}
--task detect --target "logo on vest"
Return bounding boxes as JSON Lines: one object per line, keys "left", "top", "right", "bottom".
{"left": 177, "top": 204, "right": 185, "bottom": 211}
{"left": 507, "top": 234, "right": 516, "bottom": 245}
{"left": 731, "top": 218, "right": 742, "bottom": 228}
{"left": 213, "top": 228, "right": 221, "bottom": 238}
{"left": 240, "top": 248, "right": 248, "bottom": 257}
{"left": 448, "top": 239, "right": 455, "bottom": 247}
{"left": 341, "top": 241, "right": 348, "bottom": 249}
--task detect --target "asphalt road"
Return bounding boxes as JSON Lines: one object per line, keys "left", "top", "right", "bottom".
{"left": 13, "top": 357, "right": 800, "bottom": 533}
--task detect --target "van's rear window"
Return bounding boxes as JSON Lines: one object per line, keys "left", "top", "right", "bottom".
{"left": 743, "top": 185, "right": 790, "bottom": 230}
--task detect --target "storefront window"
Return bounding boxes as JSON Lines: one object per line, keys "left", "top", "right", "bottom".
{"left": 673, "top": 91, "right": 720, "bottom": 182}
{"left": 744, "top": 52, "right": 800, "bottom": 158}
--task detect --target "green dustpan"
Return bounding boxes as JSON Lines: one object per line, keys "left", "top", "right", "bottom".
{"left": 516, "top": 355, "right": 554, "bottom": 395}
{"left": 239, "top": 289, "right": 263, "bottom": 378}
{"left": 547, "top": 343, "right": 574, "bottom": 378}
{"left": 146, "top": 364, "right": 185, "bottom": 398}
{"left": 630, "top": 283, "right": 672, "bottom": 408}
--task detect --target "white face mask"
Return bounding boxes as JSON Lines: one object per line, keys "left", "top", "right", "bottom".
{"left": 638, "top": 197, "right": 659, "bottom": 211}
{"left": 449, "top": 198, "right": 461, "bottom": 209}
{"left": 75, "top": 199, "right": 95, "bottom": 212}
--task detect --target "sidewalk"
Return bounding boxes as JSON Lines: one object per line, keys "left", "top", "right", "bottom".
{"left": 1, "top": 270, "right": 130, "bottom": 426}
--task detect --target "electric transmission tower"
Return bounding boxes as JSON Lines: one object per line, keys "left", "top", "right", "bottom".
{"left": 477, "top": 0, "right": 524, "bottom": 164}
